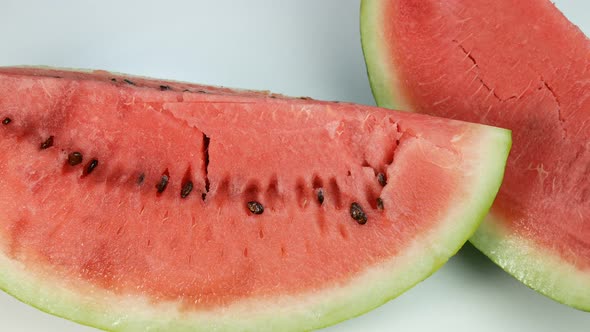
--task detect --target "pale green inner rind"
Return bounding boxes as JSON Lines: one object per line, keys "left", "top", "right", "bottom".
{"left": 0, "top": 125, "right": 510, "bottom": 331}
{"left": 471, "top": 215, "right": 590, "bottom": 312}
{"left": 360, "top": 0, "right": 412, "bottom": 111}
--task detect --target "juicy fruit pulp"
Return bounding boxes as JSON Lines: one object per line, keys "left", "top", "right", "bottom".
{"left": 361, "top": 0, "right": 590, "bottom": 310}
{"left": 0, "top": 67, "right": 510, "bottom": 331}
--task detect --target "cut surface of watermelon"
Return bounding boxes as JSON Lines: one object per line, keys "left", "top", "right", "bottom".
{"left": 361, "top": 0, "right": 590, "bottom": 310}
{"left": 0, "top": 67, "right": 510, "bottom": 331}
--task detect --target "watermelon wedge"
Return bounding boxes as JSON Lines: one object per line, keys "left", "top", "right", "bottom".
{"left": 0, "top": 67, "right": 510, "bottom": 331}
{"left": 361, "top": 0, "right": 590, "bottom": 310}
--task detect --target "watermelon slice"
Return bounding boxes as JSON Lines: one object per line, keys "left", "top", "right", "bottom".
{"left": 0, "top": 67, "right": 510, "bottom": 331}
{"left": 361, "top": 0, "right": 590, "bottom": 310}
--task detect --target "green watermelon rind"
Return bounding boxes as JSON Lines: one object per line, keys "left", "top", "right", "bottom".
{"left": 471, "top": 216, "right": 590, "bottom": 312}
{"left": 359, "top": 0, "right": 590, "bottom": 312}
{"left": 0, "top": 121, "right": 510, "bottom": 331}
{"left": 360, "top": 0, "right": 412, "bottom": 112}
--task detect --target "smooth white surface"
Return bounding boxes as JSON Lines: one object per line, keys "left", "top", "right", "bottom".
{"left": 0, "top": 0, "right": 588, "bottom": 331}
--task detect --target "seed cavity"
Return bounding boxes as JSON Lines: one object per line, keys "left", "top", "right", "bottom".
{"left": 265, "top": 176, "right": 280, "bottom": 207}
{"left": 156, "top": 173, "right": 169, "bottom": 193}
{"left": 247, "top": 201, "right": 264, "bottom": 215}
{"left": 123, "top": 79, "right": 136, "bottom": 85}
{"left": 350, "top": 202, "right": 367, "bottom": 225}
{"left": 160, "top": 85, "right": 171, "bottom": 91}
{"left": 295, "top": 178, "right": 307, "bottom": 208}
{"left": 137, "top": 173, "right": 145, "bottom": 185}
{"left": 329, "top": 178, "right": 342, "bottom": 209}
{"left": 40, "top": 136, "right": 54, "bottom": 149}
{"left": 377, "top": 173, "right": 387, "bottom": 186}
{"left": 67, "top": 152, "right": 83, "bottom": 166}
{"left": 376, "top": 197, "right": 384, "bottom": 210}
{"left": 2, "top": 117, "right": 11, "bottom": 125}
{"left": 84, "top": 159, "right": 99, "bottom": 175}
{"left": 312, "top": 176, "right": 324, "bottom": 206}
{"left": 339, "top": 224, "right": 349, "bottom": 239}
{"left": 317, "top": 188, "right": 324, "bottom": 205}
{"left": 181, "top": 181, "right": 194, "bottom": 198}
{"left": 202, "top": 134, "right": 211, "bottom": 201}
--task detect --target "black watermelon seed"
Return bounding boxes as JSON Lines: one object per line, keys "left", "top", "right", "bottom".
{"left": 377, "top": 173, "right": 387, "bottom": 187}
{"left": 181, "top": 181, "right": 193, "bottom": 198}
{"left": 156, "top": 174, "right": 169, "bottom": 193}
{"left": 137, "top": 173, "right": 145, "bottom": 185}
{"left": 67, "top": 152, "right": 83, "bottom": 166}
{"left": 247, "top": 201, "right": 264, "bottom": 215}
{"left": 110, "top": 78, "right": 117, "bottom": 82}
{"left": 123, "top": 79, "right": 136, "bottom": 86}
{"left": 2, "top": 117, "right": 11, "bottom": 125}
{"left": 350, "top": 202, "right": 367, "bottom": 225}
{"left": 85, "top": 159, "right": 99, "bottom": 175}
{"left": 159, "top": 85, "right": 171, "bottom": 91}
{"left": 317, "top": 188, "right": 324, "bottom": 205}
{"left": 40, "top": 136, "right": 54, "bottom": 150}
{"left": 376, "top": 198, "right": 384, "bottom": 210}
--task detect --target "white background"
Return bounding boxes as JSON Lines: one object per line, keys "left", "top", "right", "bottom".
{"left": 0, "top": 0, "right": 589, "bottom": 331}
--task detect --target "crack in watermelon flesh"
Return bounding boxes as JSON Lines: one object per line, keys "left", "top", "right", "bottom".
{"left": 361, "top": 0, "right": 590, "bottom": 310}
{"left": 0, "top": 67, "right": 510, "bottom": 330}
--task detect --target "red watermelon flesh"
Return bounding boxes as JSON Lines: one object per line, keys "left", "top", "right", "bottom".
{"left": 361, "top": 0, "right": 590, "bottom": 310}
{"left": 0, "top": 67, "right": 510, "bottom": 331}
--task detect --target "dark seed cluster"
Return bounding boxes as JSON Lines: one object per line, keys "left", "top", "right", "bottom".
{"left": 57, "top": 145, "right": 197, "bottom": 197}
{"left": 2, "top": 109, "right": 386, "bottom": 221}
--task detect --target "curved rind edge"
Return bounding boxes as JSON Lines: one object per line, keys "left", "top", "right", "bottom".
{"left": 0, "top": 65, "right": 511, "bottom": 330}
{"left": 360, "top": 0, "right": 590, "bottom": 312}
{"left": 360, "top": 0, "right": 412, "bottom": 111}
{"left": 470, "top": 216, "right": 590, "bottom": 312}
{"left": 0, "top": 124, "right": 511, "bottom": 331}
